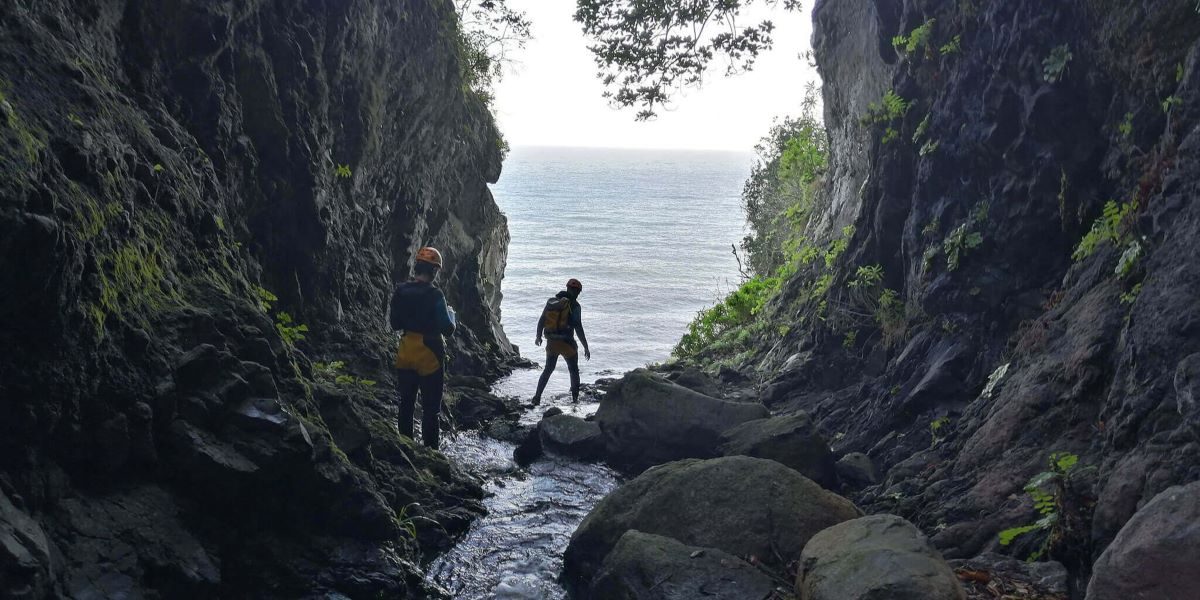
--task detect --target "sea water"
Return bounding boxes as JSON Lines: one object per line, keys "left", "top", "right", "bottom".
{"left": 428, "top": 146, "right": 751, "bottom": 598}
{"left": 494, "top": 145, "right": 752, "bottom": 396}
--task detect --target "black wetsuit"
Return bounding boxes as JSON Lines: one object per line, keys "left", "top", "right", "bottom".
{"left": 535, "top": 290, "right": 588, "bottom": 402}
{"left": 389, "top": 280, "right": 455, "bottom": 449}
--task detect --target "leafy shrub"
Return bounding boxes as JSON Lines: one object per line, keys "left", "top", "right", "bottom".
{"left": 943, "top": 224, "right": 982, "bottom": 271}
{"left": 863, "top": 89, "right": 911, "bottom": 144}
{"left": 999, "top": 452, "right": 1085, "bottom": 560}
{"left": 936, "top": 200, "right": 993, "bottom": 271}
{"left": 275, "top": 312, "right": 309, "bottom": 346}
{"left": 676, "top": 276, "right": 780, "bottom": 358}
{"left": 939, "top": 35, "right": 962, "bottom": 56}
{"left": 334, "top": 164, "right": 352, "bottom": 179}
{"left": 892, "top": 19, "right": 936, "bottom": 56}
{"left": 314, "top": 360, "right": 378, "bottom": 388}
{"left": 1072, "top": 200, "right": 1134, "bottom": 261}
{"left": 740, "top": 85, "right": 828, "bottom": 276}
{"left": 1042, "top": 44, "right": 1072, "bottom": 82}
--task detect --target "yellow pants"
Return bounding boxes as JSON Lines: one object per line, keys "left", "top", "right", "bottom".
{"left": 395, "top": 332, "right": 441, "bottom": 376}
{"left": 547, "top": 338, "right": 578, "bottom": 359}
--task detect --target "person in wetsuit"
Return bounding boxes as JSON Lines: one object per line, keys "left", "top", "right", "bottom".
{"left": 389, "top": 246, "right": 456, "bottom": 449}
{"left": 533, "top": 278, "right": 591, "bottom": 404}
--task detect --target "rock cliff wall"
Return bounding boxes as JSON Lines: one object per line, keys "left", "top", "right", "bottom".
{"left": 745, "top": 0, "right": 1199, "bottom": 592}
{"left": 0, "top": 0, "right": 515, "bottom": 597}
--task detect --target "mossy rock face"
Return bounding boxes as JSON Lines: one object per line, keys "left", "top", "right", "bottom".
{"left": 0, "top": 0, "right": 511, "bottom": 596}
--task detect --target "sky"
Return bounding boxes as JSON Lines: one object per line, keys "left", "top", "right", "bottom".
{"left": 489, "top": 1, "right": 820, "bottom": 152}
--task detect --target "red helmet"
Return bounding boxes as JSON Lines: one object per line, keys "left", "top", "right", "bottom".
{"left": 416, "top": 247, "right": 443, "bottom": 268}
{"left": 566, "top": 278, "right": 582, "bottom": 291}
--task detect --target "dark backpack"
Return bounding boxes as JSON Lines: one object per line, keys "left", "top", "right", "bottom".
{"left": 542, "top": 296, "right": 573, "bottom": 336}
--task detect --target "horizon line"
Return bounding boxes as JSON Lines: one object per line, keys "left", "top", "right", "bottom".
{"left": 508, "top": 143, "right": 755, "bottom": 154}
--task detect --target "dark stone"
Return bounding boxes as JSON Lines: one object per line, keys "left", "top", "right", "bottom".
{"left": 595, "top": 369, "right": 769, "bottom": 472}
{"left": 539, "top": 414, "right": 603, "bottom": 461}
{"left": 1086, "top": 481, "right": 1200, "bottom": 600}
{"left": 667, "top": 367, "right": 722, "bottom": 397}
{"left": 718, "top": 413, "right": 838, "bottom": 488}
{"left": 588, "top": 531, "right": 775, "bottom": 600}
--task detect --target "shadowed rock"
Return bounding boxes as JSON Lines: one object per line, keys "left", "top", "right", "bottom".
{"left": 1086, "top": 481, "right": 1200, "bottom": 600}
{"left": 588, "top": 531, "right": 776, "bottom": 600}
{"left": 719, "top": 413, "right": 838, "bottom": 488}
{"left": 596, "top": 369, "right": 769, "bottom": 472}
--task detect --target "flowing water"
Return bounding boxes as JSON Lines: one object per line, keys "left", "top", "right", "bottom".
{"left": 427, "top": 146, "right": 751, "bottom": 598}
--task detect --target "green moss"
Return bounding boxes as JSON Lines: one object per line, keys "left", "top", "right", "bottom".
{"left": 0, "top": 84, "right": 45, "bottom": 166}
{"left": 86, "top": 211, "right": 183, "bottom": 339}
{"left": 72, "top": 193, "right": 123, "bottom": 242}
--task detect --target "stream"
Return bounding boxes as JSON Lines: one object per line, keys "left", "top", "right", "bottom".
{"left": 425, "top": 369, "right": 621, "bottom": 599}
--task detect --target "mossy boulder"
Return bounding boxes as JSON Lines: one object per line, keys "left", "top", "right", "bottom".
{"left": 797, "top": 515, "right": 965, "bottom": 600}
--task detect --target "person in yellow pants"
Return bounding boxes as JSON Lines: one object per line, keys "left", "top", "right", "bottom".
{"left": 533, "top": 278, "right": 591, "bottom": 404}
{"left": 390, "top": 247, "right": 456, "bottom": 449}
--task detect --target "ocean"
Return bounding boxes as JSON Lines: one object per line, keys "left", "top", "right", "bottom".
{"left": 493, "top": 146, "right": 753, "bottom": 397}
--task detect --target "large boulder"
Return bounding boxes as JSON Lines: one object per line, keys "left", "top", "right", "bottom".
{"left": 596, "top": 369, "right": 769, "bottom": 472}
{"left": 719, "top": 413, "right": 838, "bottom": 488}
{"left": 797, "top": 514, "right": 965, "bottom": 600}
{"left": 563, "top": 456, "right": 860, "bottom": 589}
{"left": 539, "top": 414, "right": 604, "bottom": 461}
{"left": 1086, "top": 481, "right": 1200, "bottom": 600}
{"left": 588, "top": 531, "right": 777, "bottom": 600}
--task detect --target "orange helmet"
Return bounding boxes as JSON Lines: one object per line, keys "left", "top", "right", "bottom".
{"left": 416, "top": 247, "right": 443, "bottom": 268}
{"left": 566, "top": 278, "right": 582, "bottom": 291}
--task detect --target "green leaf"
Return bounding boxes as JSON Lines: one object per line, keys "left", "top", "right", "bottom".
{"left": 999, "top": 524, "right": 1042, "bottom": 545}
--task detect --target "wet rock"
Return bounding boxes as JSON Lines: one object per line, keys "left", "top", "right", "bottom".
{"left": 595, "top": 369, "right": 769, "bottom": 472}
{"left": 513, "top": 429, "right": 543, "bottom": 467}
{"left": 446, "top": 384, "right": 519, "bottom": 429}
{"left": 588, "top": 531, "right": 776, "bottom": 600}
{"left": 798, "top": 515, "right": 965, "bottom": 600}
{"left": 539, "top": 414, "right": 604, "bottom": 461}
{"left": 719, "top": 413, "right": 838, "bottom": 488}
{"left": 543, "top": 406, "right": 564, "bottom": 418}
{"left": 948, "top": 552, "right": 1068, "bottom": 598}
{"left": 0, "top": 489, "right": 52, "bottom": 600}
{"left": 563, "top": 456, "right": 859, "bottom": 589}
{"left": 835, "top": 452, "right": 878, "bottom": 490}
{"left": 1086, "top": 481, "right": 1200, "bottom": 600}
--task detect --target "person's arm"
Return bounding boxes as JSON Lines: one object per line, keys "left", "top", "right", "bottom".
{"left": 535, "top": 313, "right": 545, "bottom": 346}
{"left": 434, "top": 292, "right": 456, "bottom": 336}
{"left": 388, "top": 286, "right": 403, "bottom": 331}
{"left": 573, "top": 305, "right": 591, "bottom": 360}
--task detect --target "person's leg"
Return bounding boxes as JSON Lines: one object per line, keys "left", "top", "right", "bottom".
{"left": 533, "top": 352, "right": 559, "bottom": 403}
{"left": 566, "top": 354, "right": 580, "bottom": 402}
{"left": 419, "top": 370, "right": 445, "bottom": 449}
{"left": 396, "top": 369, "right": 420, "bottom": 439}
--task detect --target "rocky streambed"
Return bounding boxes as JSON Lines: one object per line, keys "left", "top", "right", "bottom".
{"left": 428, "top": 364, "right": 1200, "bottom": 600}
